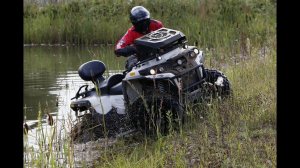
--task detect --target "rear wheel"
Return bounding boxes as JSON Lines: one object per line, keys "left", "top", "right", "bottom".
{"left": 71, "top": 110, "right": 132, "bottom": 143}
{"left": 71, "top": 113, "right": 101, "bottom": 143}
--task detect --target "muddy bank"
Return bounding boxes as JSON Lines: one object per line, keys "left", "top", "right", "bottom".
{"left": 73, "top": 130, "right": 141, "bottom": 167}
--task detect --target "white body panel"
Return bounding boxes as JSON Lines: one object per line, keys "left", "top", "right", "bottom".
{"left": 83, "top": 94, "right": 125, "bottom": 115}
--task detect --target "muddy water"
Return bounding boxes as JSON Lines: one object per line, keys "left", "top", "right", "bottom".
{"left": 23, "top": 45, "right": 126, "bottom": 166}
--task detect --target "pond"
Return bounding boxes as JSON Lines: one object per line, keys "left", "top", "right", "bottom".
{"left": 24, "top": 45, "right": 126, "bottom": 121}
{"left": 24, "top": 46, "right": 127, "bottom": 166}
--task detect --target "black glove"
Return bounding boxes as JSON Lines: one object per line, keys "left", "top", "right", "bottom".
{"left": 115, "top": 45, "right": 137, "bottom": 57}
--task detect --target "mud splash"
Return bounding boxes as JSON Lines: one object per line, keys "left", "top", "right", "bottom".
{"left": 23, "top": 111, "right": 138, "bottom": 167}
{"left": 73, "top": 129, "right": 139, "bottom": 167}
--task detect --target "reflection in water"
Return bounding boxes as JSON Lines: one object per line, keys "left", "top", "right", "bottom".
{"left": 23, "top": 46, "right": 125, "bottom": 157}
{"left": 24, "top": 46, "right": 125, "bottom": 120}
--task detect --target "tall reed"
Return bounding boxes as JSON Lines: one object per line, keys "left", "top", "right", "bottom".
{"left": 93, "top": 43, "right": 276, "bottom": 168}
{"left": 24, "top": 0, "right": 276, "bottom": 55}
{"left": 24, "top": 0, "right": 276, "bottom": 167}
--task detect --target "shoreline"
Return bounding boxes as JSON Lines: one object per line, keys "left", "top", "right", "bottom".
{"left": 23, "top": 43, "right": 114, "bottom": 47}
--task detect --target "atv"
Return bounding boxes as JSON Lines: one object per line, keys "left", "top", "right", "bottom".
{"left": 70, "top": 28, "right": 231, "bottom": 142}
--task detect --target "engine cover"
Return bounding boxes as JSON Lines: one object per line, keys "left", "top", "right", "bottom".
{"left": 134, "top": 28, "right": 186, "bottom": 60}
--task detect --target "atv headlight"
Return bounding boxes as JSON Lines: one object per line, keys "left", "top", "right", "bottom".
{"left": 193, "top": 48, "right": 199, "bottom": 54}
{"left": 156, "top": 56, "right": 162, "bottom": 61}
{"left": 150, "top": 69, "right": 156, "bottom": 75}
{"left": 177, "top": 59, "right": 183, "bottom": 65}
{"left": 183, "top": 44, "right": 188, "bottom": 49}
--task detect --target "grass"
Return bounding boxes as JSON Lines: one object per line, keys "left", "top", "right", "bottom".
{"left": 24, "top": 0, "right": 276, "bottom": 167}
{"left": 91, "top": 46, "right": 276, "bottom": 168}
{"left": 24, "top": 0, "right": 276, "bottom": 51}
{"left": 24, "top": 103, "right": 75, "bottom": 167}
{"left": 24, "top": 47, "right": 276, "bottom": 167}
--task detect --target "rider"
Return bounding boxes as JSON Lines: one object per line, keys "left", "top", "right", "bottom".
{"left": 115, "top": 6, "right": 164, "bottom": 70}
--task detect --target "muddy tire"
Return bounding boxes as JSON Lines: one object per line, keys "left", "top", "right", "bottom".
{"left": 71, "top": 114, "right": 94, "bottom": 142}
{"left": 71, "top": 110, "right": 132, "bottom": 143}
{"left": 201, "top": 69, "right": 231, "bottom": 101}
{"left": 128, "top": 97, "right": 185, "bottom": 136}
{"left": 171, "top": 100, "right": 185, "bottom": 131}
{"left": 71, "top": 113, "right": 103, "bottom": 143}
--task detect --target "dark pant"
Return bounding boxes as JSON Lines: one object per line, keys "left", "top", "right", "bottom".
{"left": 125, "top": 55, "right": 138, "bottom": 71}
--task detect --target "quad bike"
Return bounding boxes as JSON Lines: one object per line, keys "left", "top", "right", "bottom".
{"left": 70, "top": 28, "right": 231, "bottom": 143}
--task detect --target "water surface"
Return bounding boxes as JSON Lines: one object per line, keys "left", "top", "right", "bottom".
{"left": 24, "top": 45, "right": 125, "bottom": 120}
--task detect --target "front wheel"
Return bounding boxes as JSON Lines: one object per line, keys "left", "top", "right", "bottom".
{"left": 127, "top": 97, "right": 185, "bottom": 136}
{"left": 201, "top": 69, "right": 232, "bottom": 101}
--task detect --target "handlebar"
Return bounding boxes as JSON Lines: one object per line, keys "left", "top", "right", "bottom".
{"left": 71, "top": 85, "right": 89, "bottom": 100}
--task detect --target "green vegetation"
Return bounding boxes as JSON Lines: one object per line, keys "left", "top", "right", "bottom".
{"left": 24, "top": 0, "right": 276, "bottom": 167}
{"left": 24, "top": 49, "right": 276, "bottom": 167}
{"left": 24, "top": 103, "right": 73, "bottom": 168}
{"left": 93, "top": 44, "right": 276, "bottom": 168}
{"left": 24, "top": 0, "right": 275, "bottom": 52}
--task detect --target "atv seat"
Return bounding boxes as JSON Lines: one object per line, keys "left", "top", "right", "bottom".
{"left": 109, "top": 82, "right": 123, "bottom": 95}
{"left": 99, "top": 74, "right": 124, "bottom": 95}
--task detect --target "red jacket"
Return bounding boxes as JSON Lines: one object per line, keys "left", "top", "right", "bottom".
{"left": 115, "top": 19, "right": 163, "bottom": 57}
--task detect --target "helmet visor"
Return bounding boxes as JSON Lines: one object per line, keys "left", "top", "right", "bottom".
{"left": 133, "top": 19, "right": 150, "bottom": 34}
